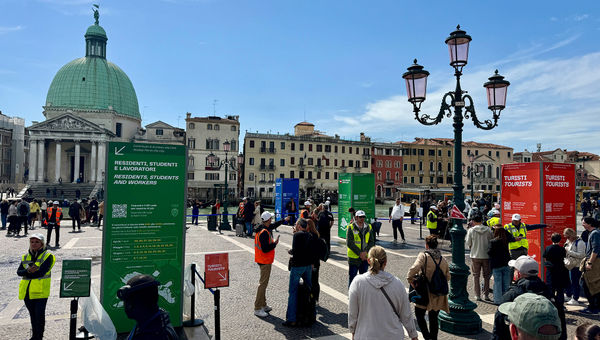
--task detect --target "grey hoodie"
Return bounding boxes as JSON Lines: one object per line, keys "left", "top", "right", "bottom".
{"left": 465, "top": 224, "right": 493, "bottom": 259}
{"left": 348, "top": 270, "right": 417, "bottom": 339}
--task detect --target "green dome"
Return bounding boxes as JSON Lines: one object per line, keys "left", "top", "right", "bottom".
{"left": 85, "top": 24, "right": 107, "bottom": 39}
{"left": 45, "top": 57, "right": 141, "bottom": 120}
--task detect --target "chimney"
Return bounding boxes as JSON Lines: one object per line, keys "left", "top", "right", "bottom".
{"left": 360, "top": 132, "right": 365, "bottom": 141}
{"left": 186, "top": 112, "right": 191, "bottom": 119}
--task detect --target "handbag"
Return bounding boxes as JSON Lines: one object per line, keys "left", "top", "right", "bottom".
{"left": 408, "top": 256, "right": 429, "bottom": 306}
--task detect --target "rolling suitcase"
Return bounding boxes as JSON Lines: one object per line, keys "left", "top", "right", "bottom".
{"left": 296, "top": 279, "right": 316, "bottom": 326}
{"left": 235, "top": 223, "right": 245, "bottom": 237}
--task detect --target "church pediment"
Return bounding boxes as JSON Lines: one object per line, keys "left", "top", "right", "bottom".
{"left": 28, "top": 113, "right": 114, "bottom": 136}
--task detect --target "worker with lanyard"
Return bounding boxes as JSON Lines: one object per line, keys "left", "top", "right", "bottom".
{"left": 504, "top": 213, "right": 547, "bottom": 262}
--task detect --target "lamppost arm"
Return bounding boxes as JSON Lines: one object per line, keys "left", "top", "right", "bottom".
{"left": 462, "top": 95, "right": 499, "bottom": 130}
{"left": 414, "top": 92, "right": 454, "bottom": 125}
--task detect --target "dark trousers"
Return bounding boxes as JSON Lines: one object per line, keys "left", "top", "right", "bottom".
{"left": 24, "top": 297, "right": 48, "bottom": 340}
{"left": 47, "top": 223, "right": 59, "bottom": 246}
{"left": 392, "top": 219, "right": 405, "bottom": 241}
{"left": 312, "top": 265, "right": 320, "bottom": 302}
{"left": 191, "top": 214, "right": 198, "bottom": 225}
{"left": 97, "top": 214, "right": 103, "bottom": 227}
{"left": 348, "top": 260, "right": 368, "bottom": 287}
{"left": 8, "top": 215, "right": 18, "bottom": 233}
{"left": 89, "top": 211, "right": 98, "bottom": 224}
{"left": 72, "top": 216, "right": 81, "bottom": 230}
{"left": 415, "top": 307, "right": 439, "bottom": 340}
{"left": 410, "top": 212, "right": 416, "bottom": 224}
{"left": 583, "top": 280, "right": 600, "bottom": 311}
{"left": 320, "top": 227, "right": 331, "bottom": 254}
{"left": 19, "top": 216, "right": 28, "bottom": 234}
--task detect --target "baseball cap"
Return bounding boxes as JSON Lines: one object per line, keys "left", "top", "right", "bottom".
{"left": 430, "top": 205, "right": 438, "bottom": 210}
{"left": 304, "top": 201, "right": 312, "bottom": 206}
{"left": 53, "top": 201, "right": 59, "bottom": 205}
{"left": 355, "top": 210, "right": 366, "bottom": 217}
{"left": 261, "top": 211, "right": 273, "bottom": 221}
{"left": 498, "top": 293, "right": 561, "bottom": 340}
{"left": 512, "top": 213, "right": 521, "bottom": 220}
{"left": 508, "top": 255, "right": 539, "bottom": 276}
{"left": 242, "top": 197, "right": 248, "bottom": 200}
{"left": 29, "top": 233, "right": 46, "bottom": 245}
{"left": 490, "top": 209, "right": 500, "bottom": 216}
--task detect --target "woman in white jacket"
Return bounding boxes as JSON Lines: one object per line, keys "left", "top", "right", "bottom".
{"left": 564, "top": 227, "right": 586, "bottom": 305}
{"left": 348, "top": 246, "right": 417, "bottom": 340}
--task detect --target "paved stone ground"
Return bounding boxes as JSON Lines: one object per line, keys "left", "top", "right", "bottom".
{"left": 0, "top": 216, "right": 598, "bottom": 339}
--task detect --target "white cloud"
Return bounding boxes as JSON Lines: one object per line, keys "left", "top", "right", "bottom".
{"left": 0, "top": 26, "right": 24, "bottom": 35}
{"left": 573, "top": 14, "right": 589, "bottom": 22}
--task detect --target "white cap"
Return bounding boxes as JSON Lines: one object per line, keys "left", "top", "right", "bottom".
{"left": 512, "top": 213, "right": 521, "bottom": 221}
{"left": 490, "top": 209, "right": 501, "bottom": 216}
{"left": 304, "top": 201, "right": 312, "bottom": 206}
{"left": 29, "top": 233, "right": 46, "bottom": 245}
{"left": 261, "top": 211, "right": 273, "bottom": 221}
{"left": 242, "top": 197, "right": 248, "bottom": 201}
{"left": 508, "top": 255, "right": 539, "bottom": 276}
{"left": 355, "top": 210, "right": 366, "bottom": 217}
{"left": 53, "top": 201, "right": 59, "bottom": 205}
{"left": 430, "top": 205, "right": 438, "bottom": 210}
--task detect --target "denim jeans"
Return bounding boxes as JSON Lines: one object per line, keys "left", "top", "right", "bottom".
{"left": 565, "top": 267, "right": 582, "bottom": 300}
{"left": 245, "top": 221, "right": 253, "bottom": 237}
{"left": 348, "top": 260, "right": 369, "bottom": 287}
{"left": 492, "top": 266, "right": 511, "bottom": 304}
{"left": 286, "top": 265, "right": 312, "bottom": 322}
{"left": 1, "top": 213, "right": 6, "bottom": 229}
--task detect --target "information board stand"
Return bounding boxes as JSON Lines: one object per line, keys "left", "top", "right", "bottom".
{"left": 60, "top": 258, "right": 92, "bottom": 340}
{"left": 337, "top": 173, "right": 375, "bottom": 238}
{"left": 274, "top": 178, "right": 299, "bottom": 221}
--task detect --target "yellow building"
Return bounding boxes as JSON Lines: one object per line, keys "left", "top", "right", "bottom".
{"left": 396, "top": 138, "right": 454, "bottom": 188}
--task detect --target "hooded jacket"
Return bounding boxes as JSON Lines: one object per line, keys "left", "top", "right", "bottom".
{"left": 348, "top": 270, "right": 417, "bottom": 340}
{"left": 465, "top": 224, "right": 493, "bottom": 259}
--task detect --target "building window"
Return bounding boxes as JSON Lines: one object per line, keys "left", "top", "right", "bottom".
{"left": 229, "top": 173, "right": 236, "bottom": 180}
{"left": 508, "top": 152, "right": 511, "bottom": 158}
{"left": 395, "top": 172, "right": 399, "bottom": 181}
{"left": 155, "top": 129, "right": 163, "bottom": 136}
{"left": 363, "top": 161, "right": 368, "bottom": 168}
{"left": 249, "top": 140, "right": 255, "bottom": 148}
{"left": 429, "top": 149, "right": 435, "bottom": 156}
{"left": 188, "top": 123, "right": 195, "bottom": 129}
{"left": 205, "top": 173, "right": 220, "bottom": 180}
{"left": 280, "top": 159, "right": 285, "bottom": 166}
{"left": 429, "top": 162, "right": 434, "bottom": 171}
{"left": 411, "top": 177, "right": 415, "bottom": 183}
{"left": 475, "top": 150, "right": 479, "bottom": 155}
{"left": 349, "top": 147, "right": 352, "bottom": 154}
{"left": 410, "top": 164, "right": 416, "bottom": 171}
{"left": 299, "top": 171, "right": 304, "bottom": 179}
{"left": 334, "top": 172, "right": 338, "bottom": 179}
{"left": 404, "top": 164, "right": 408, "bottom": 171}
{"left": 249, "top": 158, "right": 254, "bottom": 165}
{"left": 334, "top": 159, "right": 338, "bottom": 166}
{"left": 342, "top": 146, "right": 345, "bottom": 153}
{"left": 187, "top": 138, "right": 195, "bottom": 149}
{"left": 280, "top": 173, "right": 284, "bottom": 178}
{"left": 187, "top": 172, "right": 194, "bottom": 180}
{"left": 377, "top": 172, "right": 382, "bottom": 180}
{"left": 404, "top": 177, "right": 408, "bottom": 183}
{"left": 325, "top": 172, "right": 330, "bottom": 179}
{"left": 430, "top": 176, "right": 434, "bottom": 184}
{"left": 290, "top": 157, "right": 295, "bottom": 165}
{"left": 116, "top": 123, "right": 122, "bottom": 137}
{"left": 249, "top": 173, "right": 254, "bottom": 181}
{"left": 496, "top": 167, "right": 500, "bottom": 179}
{"left": 290, "top": 170, "right": 295, "bottom": 178}
{"left": 207, "top": 124, "right": 212, "bottom": 130}
{"left": 308, "top": 144, "right": 313, "bottom": 152}
{"left": 438, "top": 150, "right": 442, "bottom": 157}
{"left": 316, "top": 144, "right": 322, "bottom": 152}
{"left": 488, "top": 151, "right": 492, "bottom": 156}
{"left": 214, "top": 124, "right": 220, "bottom": 130}
{"left": 325, "top": 145, "right": 331, "bottom": 152}
{"left": 448, "top": 150, "right": 451, "bottom": 157}
{"left": 447, "top": 163, "right": 451, "bottom": 171}
{"left": 300, "top": 143, "right": 304, "bottom": 151}
{"left": 317, "top": 172, "right": 321, "bottom": 179}
{"left": 496, "top": 151, "right": 500, "bottom": 157}
{"left": 342, "top": 160, "right": 345, "bottom": 167}
{"left": 291, "top": 143, "right": 295, "bottom": 151}
{"left": 188, "top": 156, "right": 195, "bottom": 167}
{"left": 438, "top": 162, "right": 442, "bottom": 171}
{"left": 419, "top": 149, "right": 424, "bottom": 156}
{"left": 335, "top": 145, "right": 338, "bottom": 153}
{"left": 231, "top": 125, "right": 236, "bottom": 131}
{"left": 308, "top": 158, "right": 314, "bottom": 165}
{"left": 349, "top": 160, "right": 354, "bottom": 167}
{"left": 419, "top": 161, "right": 423, "bottom": 170}
{"left": 281, "top": 142, "right": 285, "bottom": 150}
{"left": 206, "top": 139, "right": 219, "bottom": 150}
{"left": 386, "top": 171, "right": 391, "bottom": 179}
{"left": 230, "top": 140, "right": 236, "bottom": 151}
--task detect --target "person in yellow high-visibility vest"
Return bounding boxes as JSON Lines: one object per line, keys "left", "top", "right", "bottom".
{"left": 503, "top": 213, "right": 547, "bottom": 261}
{"left": 486, "top": 209, "right": 501, "bottom": 229}
{"left": 347, "top": 210, "right": 375, "bottom": 287}
{"left": 17, "top": 233, "right": 56, "bottom": 340}
{"left": 426, "top": 206, "right": 439, "bottom": 235}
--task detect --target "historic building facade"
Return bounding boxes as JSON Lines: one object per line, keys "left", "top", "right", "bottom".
{"left": 243, "top": 122, "right": 371, "bottom": 200}
{"left": 26, "top": 13, "right": 142, "bottom": 193}
{"left": 0, "top": 112, "right": 25, "bottom": 184}
{"left": 371, "top": 142, "right": 403, "bottom": 199}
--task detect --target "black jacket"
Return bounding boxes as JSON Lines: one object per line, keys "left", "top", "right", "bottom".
{"left": 289, "top": 231, "right": 316, "bottom": 267}
{"left": 488, "top": 238, "right": 511, "bottom": 269}
{"left": 69, "top": 202, "right": 82, "bottom": 218}
{"left": 130, "top": 309, "right": 177, "bottom": 340}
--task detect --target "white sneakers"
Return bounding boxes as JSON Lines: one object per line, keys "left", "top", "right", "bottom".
{"left": 566, "top": 298, "right": 584, "bottom": 306}
{"left": 254, "top": 305, "right": 273, "bottom": 317}
{"left": 254, "top": 309, "right": 268, "bottom": 318}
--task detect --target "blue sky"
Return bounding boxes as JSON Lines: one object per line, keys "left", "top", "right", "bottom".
{"left": 1, "top": 1, "right": 600, "bottom": 154}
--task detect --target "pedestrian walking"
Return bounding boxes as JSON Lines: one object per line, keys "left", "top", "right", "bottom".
{"left": 116, "top": 274, "right": 177, "bottom": 340}
{"left": 489, "top": 226, "right": 512, "bottom": 304}
{"left": 317, "top": 205, "right": 334, "bottom": 254}
{"left": 498, "top": 293, "right": 562, "bottom": 340}
{"left": 45, "top": 201, "right": 62, "bottom": 248}
{"left": 306, "top": 219, "right": 324, "bottom": 306}
{"left": 283, "top": 218, "right": 316, "bottom": 327}
{"left": 252, "top": 200, "right": 262, "bottom": 227}
{"left": 465, "top": 214, "right": 493, "bottom": 301}
{"left": 29, "top": 199, "right": 40, "bottom": 229}
{"left": 69, "top": 199, "right": 82, "bottom": 231}
{"left": 581, "top": 216, "right": 600, "bottom": 315}
{"left": 88, "top": 197, "right": 99, "bottom": 224}
{"left": 191, "top": 201, "right": 199, "bottom": 225}
{"left": 563, "top": 227, "right": 586, "bottom": 306}
{"left": 17, "top": 234, "right": 56, "bottom": 340}
{"left": 347, "top": 210, "right": 375, "bottom": 287}
{"left": 389, "top": 198, "right": 406, "bottom": 244}
{"left": 253, "top": 211, "right": 286, "bottom": 317}
{"left": 17, "top": 199, "right": 30, "bottom": 235}
{"left": 406, "top": 235, "right": 450, "bottom": 340}
{"left": 8, "top": 200, "right": 18, "bottom": 235}
{"left": 40, "top": 199, "right": 47, "bottom": 225}
{"left": 409, "top": 200, "right": 417, "bottom": 224}
{"left": 0, "top": 198, "right": 9, "bottom": 229}
{"left": 348, "top": 246, "right": 418, "bottom": 340}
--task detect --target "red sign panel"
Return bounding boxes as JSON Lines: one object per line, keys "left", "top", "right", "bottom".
{"left": 542, "top": 162, "right": 576, "bottom": 247}
{"left": 204, "top": 253, "right": 229, "bottom": 289}
{"left": 449, "top": 205, "right": 466, "bottom": 220}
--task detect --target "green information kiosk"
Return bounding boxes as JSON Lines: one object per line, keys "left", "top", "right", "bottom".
{"left": 337, "top": 173, "right": 375, "bottom": 238}
{"left": 101, "top": 142, "right": 186, "bottom": 332}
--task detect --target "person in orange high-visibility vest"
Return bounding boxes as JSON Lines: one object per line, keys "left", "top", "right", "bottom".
{"left": 45, "top": 201, "right": 63, "bottom": 248}
{"left": 253, "top": 211, "right": 288, "bottom": 317}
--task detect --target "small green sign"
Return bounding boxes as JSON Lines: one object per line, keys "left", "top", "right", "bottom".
{"left": 338, "top": 173, "right": 375, "bottom": 238}
{"left": 60, "top": 258, "right": 92, "bottom": 298}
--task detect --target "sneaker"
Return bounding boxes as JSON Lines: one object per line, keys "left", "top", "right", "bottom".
{"left": 475, "top": 296, "right": 482, "bottom": 302}
{"left": 402, "top": 239, "right": 406, "bottom": 244}
{"left": 484, "top": 294, "right": 492, "bottom": 302}
{"left": 393, "top": 239, "right": 398, "bottom": 244}
{"left": 566, "top": 298, "right": 577, "bottom": 305}
{"left": 263, "top": 305, "right": 272, "bottom": 313}
{"left": 254, "top": 309, "right": 268, "bottom": 318}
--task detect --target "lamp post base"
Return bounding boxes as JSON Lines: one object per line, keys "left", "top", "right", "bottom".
{"left": 439, "top": 308, "right": 481, "bottom": 335}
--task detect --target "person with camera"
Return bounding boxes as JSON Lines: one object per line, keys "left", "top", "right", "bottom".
{"left": 116, "top": 274, "right": 177, "bottom": 340}
{"left": 16, "top": 234, "right": 56, "bottom": 340}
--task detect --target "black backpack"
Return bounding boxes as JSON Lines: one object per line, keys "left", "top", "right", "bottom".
{"left": 19, "top": 203, "right": 28, "bottom": 216}
{"left": 426, "top": 252, "right": 448, "bottom": 296}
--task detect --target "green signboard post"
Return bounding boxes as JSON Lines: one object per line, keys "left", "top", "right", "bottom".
{"left": 60, "top": 258, "right": 92, "bottom": 298}
{"left": 101, "top": 142, "right": 186, "bottom": 332}
{"left": 337, "top": 173, "right": 376, "bottom": 238}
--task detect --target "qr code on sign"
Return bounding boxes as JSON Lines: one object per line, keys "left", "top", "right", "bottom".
{"left": 112, "top": 204, "right": 127, "bottom": 218}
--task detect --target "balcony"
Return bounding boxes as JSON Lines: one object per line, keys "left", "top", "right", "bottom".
{"left": 298, "top": 164, "right": 305, "bottom": 170}
{"left": 315, "top": 165, "right": 323, "bottom": 172}
{"left": 340, "top": 166, "right": 347, "bottom": 173}
{"left": 447, "top": 171, "right": 453, "bottom": 176}
{"left": 260, "top": 164, "right": 276, "bottom": 171}
{"left": 258, "top": 180, "right": 266, "bottom": 184}
{"left": 418, "top": 170, "right": 424, "bottom": 176}
{"left": 362, "top": 154, "right": 371, "bottom": 160}
{"left": 429, "top": 171, "right": 436, "bottom": 176}
{"left": 259, "top": 147, "right": 276, "bottom": 154}
{"left": 306, "top": 178, "right": 315, "bottom": 185}
{"left": 438, "top": 171, "right": 445, "bottom": 176}
{"left": 385, "top": 179, "right": 394, "bottom": 185}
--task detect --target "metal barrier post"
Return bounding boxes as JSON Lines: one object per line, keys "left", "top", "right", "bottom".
{"left": 69, "top": 298, "right": 78, "bottom": 340}
{"left": 183, "top": 263, "right": 204, "bottom": 327}
{"left": 214, "top": 288, "right": 221, "bottom": 340}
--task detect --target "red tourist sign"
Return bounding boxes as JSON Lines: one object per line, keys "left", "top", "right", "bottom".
{"left": 204, "top": 253, "right": 229, "bottom": 289}
{"left": 449, "top": 205, "right": 466, "bottom": 220}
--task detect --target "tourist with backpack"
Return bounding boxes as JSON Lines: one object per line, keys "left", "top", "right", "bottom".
{"left": 407, "top": 235, "right": 449, "bottom": 340}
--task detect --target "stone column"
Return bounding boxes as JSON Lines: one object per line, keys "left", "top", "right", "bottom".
{"left": 96, "top": 141, "right": 106, "bottom": 182}
{"left": 28, "top": 139, "right": 37, "bottom": 182}
{"left": 37, "top": 140, "right": 45, "bottom": 182}
{"left": 90, "top": 141, "right": 97, "bottom": 183}
{"left": 54, "top": 140, "right": 61, "bottom": 183}
{"left": 73, "top": 140, "right": 80, "bottom": 183}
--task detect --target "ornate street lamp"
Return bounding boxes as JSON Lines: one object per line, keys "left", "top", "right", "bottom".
{"left": 205, "top": 140, "right": 238, "bottom": 230}
{"left": 402, "top": 25, "right": 510, "bottom": 335}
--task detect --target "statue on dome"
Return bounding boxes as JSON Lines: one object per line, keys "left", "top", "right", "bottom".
{"left": 93, "top": 4, "right": 100, "bottom": 25}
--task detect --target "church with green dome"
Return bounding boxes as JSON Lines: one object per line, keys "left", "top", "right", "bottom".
{"left": 27, "top": 11, "right": 143, "bottom": 185}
